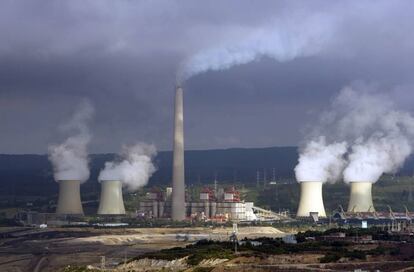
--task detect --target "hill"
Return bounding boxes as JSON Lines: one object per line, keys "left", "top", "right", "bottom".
{"left": 1, "top": 146, "right": 414, "bottom": 213}
{"left": 0, "top": 147, "right": 299, "bottom": 196}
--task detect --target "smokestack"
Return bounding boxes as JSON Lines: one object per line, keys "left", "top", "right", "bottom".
{"left": 56, "top": 180, "right": 84, "bottom": 215}
{"left": 347, "top": 182, "right": 375, "bottom": 212}
{"left": 171, "top": 86, "right": 186, "bottom": 221}
{"left": 97, "top": 180, "right": 126, "bottom": 215}
{"left": 296, "top": 181, "right": 326, "bottom": 217}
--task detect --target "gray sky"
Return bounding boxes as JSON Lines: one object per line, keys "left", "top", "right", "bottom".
{"left": 1, "top": 0, "right": 414, "bottom": 153}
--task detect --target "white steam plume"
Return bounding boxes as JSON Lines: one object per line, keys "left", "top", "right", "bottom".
{"left": 295, "top": 137, "right": 347, "bottom": 183}
{"left": 98, "top": 143, "right": 157, "bottom": 192}
{"left": 297, "top": 84, "right": 414, "bottom": 184}
{"left": 329, "top": 86, "right": 414, "bottom": 183}
{"left": 178, "top": 12, "right": 335, "bottom": 82}
{"left": 48, "top": 100, "right": 94, "bottom": 182}
{"left": 344, "top": 134, "right": 412, "bottom": 182}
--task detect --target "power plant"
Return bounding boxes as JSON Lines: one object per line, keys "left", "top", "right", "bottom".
{"left": 296, "top": 181, "right": 326, "bottom": 218}
{"left": 139, "top": 186, "right": 267, "bottom": 221}
{"left": 171, "top": 85, "right": 186, "bottom": 221}
{"left": 347, "top": 181, "right": 375, "bottom": 212}
{"left": 47, "top": 84, "right": 404, "bottom": 224}
{"left": 97, "top": 180, "right": 126, "bottom": 215}
{"left": 56, "top": 180, "right": 84, "bottom": 215}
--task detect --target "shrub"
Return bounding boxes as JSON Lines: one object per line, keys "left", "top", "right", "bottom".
{"left": 192, "top": 268, "right": 214, "bottom": 272}
{"left": 345, "top": 250, "right": 366, "bottom": 260}
{"left": 320, "top": 253, "right": 341, "bottom": 263}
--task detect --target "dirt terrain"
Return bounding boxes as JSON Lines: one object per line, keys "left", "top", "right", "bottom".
{"left": 0, "top": 226, "right": 285, "bottom": 272}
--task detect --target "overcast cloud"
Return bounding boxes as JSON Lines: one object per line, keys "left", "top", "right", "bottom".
{"left": 0, "top": 0, "right": 414, "bottom": 153}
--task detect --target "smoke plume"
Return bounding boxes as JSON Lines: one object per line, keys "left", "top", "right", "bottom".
{"left": 98, "top": 143, "right": 157, "bottom": 192}
{"left": 344, "top": 134, "right": 412, "bottom": 182}
{"left": 177, "top": 12, "right": 335, "bottom": 82}
{"left": 296, "top": 84, "right": 414, "bottom": 184}
{"left": 48, "top": 100, "right": 94, "bottom": 182}
{"left": 295, "top": 137, "right": 347, "bottom": 183}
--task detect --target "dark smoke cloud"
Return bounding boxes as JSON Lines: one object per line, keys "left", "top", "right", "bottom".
{"left": 0, "top": 1, "right": 414, "bottom": 153}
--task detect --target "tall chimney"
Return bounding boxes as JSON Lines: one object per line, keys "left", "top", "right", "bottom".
{"left": 171, "top": 86, "right": 186, "bottom": 221}
{"left": 296, "top": 181, "right": 326, "bottom": 217}
{"left": 97, "top": 180, "right": 126, "bottom": 215}
{"left": 56, "top": 180, "right": 84, "bottom": 215}
{"left": 347, "top": 182, "right": 375, "bottom": 212}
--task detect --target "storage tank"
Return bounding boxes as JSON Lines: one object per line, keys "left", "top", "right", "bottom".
{"left": 97, "top": 180, "right": 125, "bottom": 215}
{"left": 56, "top": 180, "right": 84, "bottom": 215}
{"left": 296, "top": 181, "right": 326, "bottom": 217}
{"left": 347, "top": 181, "right": 375, "bottom": 212}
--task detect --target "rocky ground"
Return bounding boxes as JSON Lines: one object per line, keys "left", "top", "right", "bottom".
{"left": 0, "top": 226, "right": 285, "bottom": 272}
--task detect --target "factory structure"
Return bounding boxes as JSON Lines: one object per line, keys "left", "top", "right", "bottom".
{"left": 347, "top": 181, "right": 375, "bottom": 212}
{"left": 56, "top": 180, "right": 84, "bottom": 215}
{"left": 139, "top": 186, "right": 257, "bottom": 221}
{"left": 296, "top": 181, "right": 326, "bottom": 218}
{"left": 49, "top": 84, "right": 412, "bottom": 226}
{"left": 137, "top": 86, "right": 260, "bottom": 221}
{"left": 296, "top": 180, "right": 376, "bottom": 219}
{"left": 333, "top": 206, "right": 414, "bottom": 226}
{"left": 97, "top": 180, "right": 126, "bottom": 215}
{"left": 51, "top": 86, "right": 259, "bottom": 222}
{"left": 171, "top": 86, "right": 186, "bottom": 221}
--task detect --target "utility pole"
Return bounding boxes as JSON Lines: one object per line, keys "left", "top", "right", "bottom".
{"left": 230, "top": 223, "right": 238, "bottom": 254}
{"left": 214, "top": 179, "right": 218, "bottom": 198}
{"left": 100, "top": 256, "right": 106, "bottom": 271}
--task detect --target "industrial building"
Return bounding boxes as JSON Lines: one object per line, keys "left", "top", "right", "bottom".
{"left": 347, "top": 181, "right": 375, "bottom": 212}
{"left": 333, "top": 206, "right": 414, "bottom": 227}
{"left": 49, "top": 85, "right": 407, "bottom": 225}
{"left": 56, "top": 180, "right": 84, "bottom": 215}
{"left": 97, "top": 180, "right": 126, "bottom": 215}
{"left": 296, "top": 181, "right": 326, "bottom": 218}
{"left": 296, "top": 180, "right": 376, "bottom": 219}
{"left": 139, "top": 186, "right": 257, "bottom": 221}
{"left": 171, "top": 85, "right": 186, "bottom": 221}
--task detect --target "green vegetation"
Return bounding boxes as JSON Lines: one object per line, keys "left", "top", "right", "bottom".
{"left": 296, "top": 226, "right": 409, "bottom": 242}
{"left": 192, "top": 267, "right": 214, "bottom": 272}
{"left": 319, "top": 246, "right": 402, "bottom": 263}
{"left": 134, "top": 237, "right": 399, "bottom": 265}
{"left": 319, "top": 253, "right": 341, "bottom": 263}
{"left": 61, "top": 265, "right": 100, "bottom": 272}
{"left": 134, "top": 240, "right": 235, "bottom": 265}
{"left": 131, "top": 227, "right": 412, "bottom": 266}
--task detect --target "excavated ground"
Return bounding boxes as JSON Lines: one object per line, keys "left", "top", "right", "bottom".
{"left": 0, "top": 226, "right": 285, "bottom": 272}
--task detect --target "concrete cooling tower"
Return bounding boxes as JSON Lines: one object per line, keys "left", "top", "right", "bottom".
{"left": 347, "top": 182, "right": 375, "bottom": 212}
{"left": 171, "top": 85, "right": 186, "bottom": 221}
{"left": 97, "top": 180, "right": 126, "bottom": 215}
{"left": 296, "top": 181, "right": 326, "bottom": 217}
{"left": 56, "top": 180, "right": 84, "bottom": 215}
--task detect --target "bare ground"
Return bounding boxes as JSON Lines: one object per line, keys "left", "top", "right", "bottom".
{"left": 0, "top": 226, "right": 285, "bottom": 272}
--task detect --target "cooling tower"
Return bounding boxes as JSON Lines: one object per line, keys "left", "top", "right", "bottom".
{"left": 56, "top": 180, "right": 84, "bottom": 215}
{"left": 296, "top": 181, "right": 326, "bottom": 217}
{"left": 171, "top": 85, "right": 186, "bottom": 221}
{"left": 97, "top": 180, "right": 126, "bottom": 215}
{"left": 347, "top": 182, "right": 375, "bottom": 212}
